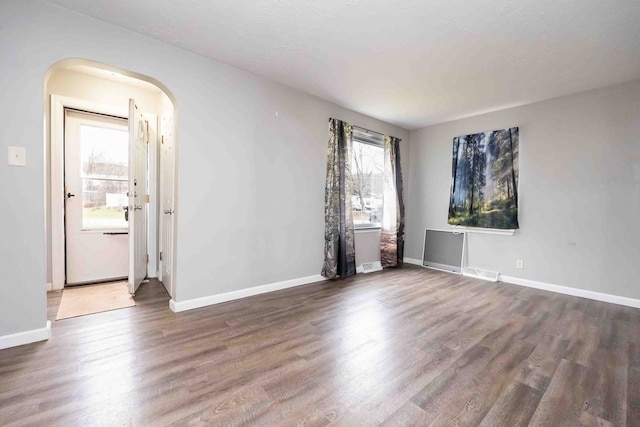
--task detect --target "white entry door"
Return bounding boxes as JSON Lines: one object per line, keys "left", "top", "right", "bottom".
{"left": 64, "top": 110, "right": 129, "bottom": 285}
{"left": 159, "top": 115, "right": 175, "bottom": 297}
{"left": 128, "top": 99, "right": 149, "bottom": 294}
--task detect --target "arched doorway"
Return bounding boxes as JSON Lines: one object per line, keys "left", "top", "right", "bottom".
{"left": 44, "top": 58, "right": 178, "bottom": 315}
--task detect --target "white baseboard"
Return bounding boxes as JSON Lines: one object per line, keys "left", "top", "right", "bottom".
{"left": 356, "top": 261, "right": 383, "bottom": 274}
{"left": 0, "top": 321, "right": 51, "bottom": 350}
{"left": 500, "top": 275, "right": 640, "bottom": 309}
{"left": 46, "top": 282, "right": 53, "bottom": 291}
{"left": 403, "top": 258, "right": 640, "bottom": 309}
{"left": 169, "top": 274, "right": 328, "bottom": 313}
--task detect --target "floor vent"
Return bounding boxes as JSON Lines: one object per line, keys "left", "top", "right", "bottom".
{"left": 358, "top": 261, "right": 383, "bottom": 274}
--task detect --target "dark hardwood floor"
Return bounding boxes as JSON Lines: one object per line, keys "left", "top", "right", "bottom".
{"left": 1, "top": 267, "right": 639, "bottom": 426}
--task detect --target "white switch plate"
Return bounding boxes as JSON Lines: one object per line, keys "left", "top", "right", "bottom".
{"left": 8, "top": 146, "right": 26, "bottom": 167}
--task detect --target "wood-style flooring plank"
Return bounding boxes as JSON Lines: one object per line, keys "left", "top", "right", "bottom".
{"left": 528, "top": 358, "right": 596, "bottom": 426}
{"left": 478, "top": 381, "right": 544, "bottom": 427}
{"left": 0, "top": 269, "right": 638, "bottom": 426}
{"left": 628, "top": 342, "right": 640, "bottom": 427}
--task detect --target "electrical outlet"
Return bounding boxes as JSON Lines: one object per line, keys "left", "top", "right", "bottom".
{"left": 516, "top": 259, "right": 524, "bottom": 269}
{"left": 8, "top": 146, "right": 26, "bottom": 167}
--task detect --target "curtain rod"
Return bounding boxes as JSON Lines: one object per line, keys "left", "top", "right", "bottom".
{"left": 352, "top": 125, "right": 384, "bottom": 137}
{"left": 329, "top": 118, "right": 401, "bottom": 141}
{"left": 354, "top": 125, "right": 402, "bottom": 142}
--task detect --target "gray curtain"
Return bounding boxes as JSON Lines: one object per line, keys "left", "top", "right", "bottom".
{"left": 321, "top": 119, "right": 356, "bottom": 279}
{"left": 381, "top": 135, "right": 405, "bottom": 268}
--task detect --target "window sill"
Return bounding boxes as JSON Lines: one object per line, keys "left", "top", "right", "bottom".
{"left": 354, "top": 227, "right": 381, "bottom": 233}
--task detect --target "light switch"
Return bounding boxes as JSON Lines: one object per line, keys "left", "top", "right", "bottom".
{"left": 8, "top": 146, "right": 26, "bottom": 167}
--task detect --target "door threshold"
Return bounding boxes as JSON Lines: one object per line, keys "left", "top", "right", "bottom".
{"left": 64, "top": 277, "right": 128, "bottom": 288}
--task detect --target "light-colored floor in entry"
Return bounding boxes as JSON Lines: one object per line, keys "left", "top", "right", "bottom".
{"left": 56, "top": 281, "right": 135, "bottom": 320}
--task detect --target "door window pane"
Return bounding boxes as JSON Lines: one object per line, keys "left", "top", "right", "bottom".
{"left": 82, "top": 179, "right": 128, "bottom": 230}
{"left": 81, "top": 125, "right": 128, "bottom": 179}
{"left": 80, "top": 125, "right": 129, "bottom": 230}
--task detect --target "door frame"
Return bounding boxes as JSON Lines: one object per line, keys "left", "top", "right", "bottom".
{"left": 50, "top": 95, "right": 129, "bottom": 290}
{"left": 47, "top": 59, "right": 179, "bottom": 310}
{"left": 62, "top": 108, "right": 130, "bottom": 285}
{"left": 158, "top": 115, "right": 176, "bottom": 299}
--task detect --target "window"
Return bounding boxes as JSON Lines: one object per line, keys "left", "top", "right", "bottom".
{"left": 80, "top": 124, "right": 129, "bottom": 230}
{"left": 351, "top": 129, "right": 384, "bottom": 228}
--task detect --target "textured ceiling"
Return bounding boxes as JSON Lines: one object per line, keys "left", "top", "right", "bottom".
{"left": 46, "top": 0, "right": 640, "bottom": 129}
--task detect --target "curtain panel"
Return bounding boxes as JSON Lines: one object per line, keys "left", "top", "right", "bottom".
{"left": 381, "top": 135, "right": 405, "bottom": 267}
{"left": 321, "top": 119, "right": 356, "bottom": 279}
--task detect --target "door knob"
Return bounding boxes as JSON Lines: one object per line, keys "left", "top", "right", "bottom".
{"left": 164, "top": 209, "right": 174, "bottom": 215}
{"left": 134, "top": 205, "right": 143, "bottom": 210}
{"left": 66, "top": 192, "right": 75, "bottom": 198}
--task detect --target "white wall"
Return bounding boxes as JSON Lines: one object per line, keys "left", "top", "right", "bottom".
{"left": 45, "top": 69, "right": 164, "bottom": 282}
{"left": 354, "top": 229, "right": 382, "bottom": 267}
{"left": 406, "top": 80, "right": 640, "bottom": 299}
{"left": 0, "top": 0, "right": 408, "bottom": 339}
{"left": 46, "top": 70, "right": 162, "bottom": 115}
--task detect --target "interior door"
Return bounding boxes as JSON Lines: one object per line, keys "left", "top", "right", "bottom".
{"left": 160, "top": 115, "right": 175, "bottom": 297}
{"left": 128, "top": 99, "right": 148, "bottom": 294}
{"left": 64, "top": 109, "right": 129, "bottom": 285}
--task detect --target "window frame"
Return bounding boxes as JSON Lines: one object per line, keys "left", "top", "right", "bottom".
{"left": 76, "top": 119, "right": 130, "bottom": 232}
{"left": 351, "top": 129, "right": 385, "bottom": 230}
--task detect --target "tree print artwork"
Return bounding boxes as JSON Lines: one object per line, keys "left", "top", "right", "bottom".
{"left": 448, "top": 127, "right": 519, "bottom": 229}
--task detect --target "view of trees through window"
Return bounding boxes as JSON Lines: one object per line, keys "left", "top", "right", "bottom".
{"left": 351, "top": 139, "right": 384, "bottom": 228}
{"left": 80, "top": 125, "right": 129, "bottom": 230}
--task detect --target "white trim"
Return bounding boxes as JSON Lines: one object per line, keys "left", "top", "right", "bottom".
{"left": 424, "top": 261, "right": 461, "bottom": 274}
{"left": 50, "top": 95, "right": 65, "bottom": 290}
{"left": 158, "top": 113, "right": 177, "bottom": 301}
{"left": 143, "top": 113, "right": 159, "bottom": 278}
{"left": 356, "top": 261, "right": 383, "bottom": 274}
{"left": 450, "top": 225, "right": 515, "bottom": 236}
{"left": 354, "top": 228, "right": 381, "bottom": 234}
{"left": 50, "top": 95, "right": 129, "bottom": 290}
{"left": 46, "top": 282, "right": 53, "bottom": 291}
{"left": 403, "top": 259, "right": 640, "bottom": 308}
{"left": 0, "top": 321, "right": 51, "bottom": 350}
{"left": 425, "top": 227, "right": 466, "bottom": 234}
{"left": 421, "top": 228, "right": 466, "bottom": 273}
{"left": 425, "top": 265, "right": 461, "bottom": 274}
{"left": 405, "top": 258, "right": 466, "bottom": 275}
{"left": 500, "top": 275, "right": 640, "bottom": 309}
{"left": 169, "top": 274, "right": 328, "bottom": 313}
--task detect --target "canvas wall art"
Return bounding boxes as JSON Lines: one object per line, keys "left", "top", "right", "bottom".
{"left": 448, "top": 127, "right": 519, "bottom": 229}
